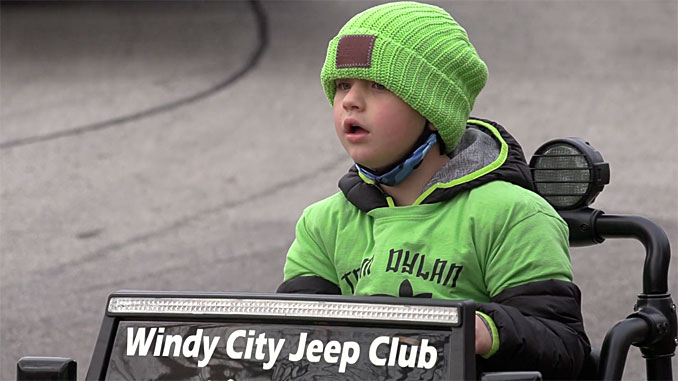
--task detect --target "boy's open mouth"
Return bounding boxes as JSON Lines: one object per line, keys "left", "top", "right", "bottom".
{"left": 343, "top": 119, "right": 369, "bottom": 143}
{"left": 343, "top": 118, "right": 368, "bottom": 135}
{"left": 349, "top": 125, "right": 367, "bottom": 134}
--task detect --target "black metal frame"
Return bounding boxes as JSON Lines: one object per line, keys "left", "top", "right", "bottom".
{"left": 558, "top": 207, "right": 676, "bottom": 380}
{"left": 531, "top": 136, "right": 674, "bottom": 380}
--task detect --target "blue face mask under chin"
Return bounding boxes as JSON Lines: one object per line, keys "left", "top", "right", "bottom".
{"left": 355, "top": 132, "right": 439, "bottom": 186}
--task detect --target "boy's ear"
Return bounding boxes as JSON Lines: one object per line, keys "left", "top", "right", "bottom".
{"left": 427, "top": 121, "right": 438, "bottom": 131}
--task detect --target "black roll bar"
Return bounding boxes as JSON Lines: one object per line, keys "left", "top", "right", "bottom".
{"left": 595, "top": 214, "right": 671, "bottom": 295}
{"left": 598, "top": 317, "right": 649, "bottom": 380}
{"left": 559, "top": 208, "right": 676, "bottom": 380}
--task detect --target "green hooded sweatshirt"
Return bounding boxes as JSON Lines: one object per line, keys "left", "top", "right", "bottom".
{"left": 283, "top": 119, "right": 571, "bottom": 301}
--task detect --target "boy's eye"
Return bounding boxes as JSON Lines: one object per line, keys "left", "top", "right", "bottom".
{"left": 372, "top": 82, "right": 388, "bottom": 90}
{"left": 336, "top": 81, "right": 351, "bottom": 91}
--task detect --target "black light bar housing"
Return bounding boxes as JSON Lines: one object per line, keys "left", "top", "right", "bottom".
{"left": 530, "top": 137, "right": 610, "bottom": 210}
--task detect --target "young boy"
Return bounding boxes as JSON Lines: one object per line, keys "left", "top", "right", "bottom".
{"left": 278, "top": 2, "right": 590, "bottom": 379}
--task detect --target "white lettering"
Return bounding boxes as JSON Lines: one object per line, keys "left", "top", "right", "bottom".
{"left": 254, "top": 333, "right": 267, "bottom": 360}
{"left": 398, "top": 343, "right": 418, "bottom": 368}
{"left": 417, "top": 339, "right": 437, "bottom": 369}
{"left": 338, "top": 341, "right": 360, "bottom": 373}
{"left": 244, "top": 330, "right": 255, "bottom": 359}
{"left": 153, "top": 327, "right": 165, "bottom": 356}
{"left": 226, "top": 329, "right": 246, "bottom": 359}
{"left": 182, "top": 329, "right": 202, "bottom": 359}
{"left": 323, "top": 341, "right": 341, "bottom": 364}
{"left": 161, "top": 334, "right": 183, "bottom": 357}
{"left": 262, "top": 337, "right": 285, "bottom": 370}
{"left": 198, "top": 335, "right": 220, "bottom": 367}
{"left": 126, "top": 327, "right": 156, "bottom": 356}
{"left": 306, "top": 340, "right": 323, "bottom": 362}
{"left": 387, "top": 337, "right": 399, "bottom": 366}
{"left": 368, "top": 336, "right": 389, "bottom": 366}
{"left": 288, "top": 332, "right": 307, "bottom": 361}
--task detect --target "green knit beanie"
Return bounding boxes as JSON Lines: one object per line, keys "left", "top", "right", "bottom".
{"left": 321, "top": 1, "right": 488, "bottom": 153}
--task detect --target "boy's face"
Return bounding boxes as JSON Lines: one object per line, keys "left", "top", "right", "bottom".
{"left": 333, "top": 78, "right": 427, "bottom": 172}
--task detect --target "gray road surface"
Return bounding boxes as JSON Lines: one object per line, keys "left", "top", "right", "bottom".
{"left": 1, "top": 1, "right": 676, "bottom": 379}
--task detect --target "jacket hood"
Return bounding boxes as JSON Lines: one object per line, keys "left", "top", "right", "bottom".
{"left": 338, "top": 118, "right": 535, "bottom": 212}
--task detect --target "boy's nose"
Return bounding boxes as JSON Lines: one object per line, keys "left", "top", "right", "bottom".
{"left": 342, "top": 85, "right": 365, "bottom": 111}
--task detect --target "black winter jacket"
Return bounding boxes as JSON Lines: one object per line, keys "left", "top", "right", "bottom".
{"left": 278, "top": 118, "right": 591, "bottom": 379}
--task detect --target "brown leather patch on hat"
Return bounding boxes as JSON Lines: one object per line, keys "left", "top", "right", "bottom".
{"left": 336, "top": 34, "right": 377, "bottom": 68}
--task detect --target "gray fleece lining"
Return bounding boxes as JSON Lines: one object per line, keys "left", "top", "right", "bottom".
{"left": 424, "top": 126, "right": 501, "bottom": 192}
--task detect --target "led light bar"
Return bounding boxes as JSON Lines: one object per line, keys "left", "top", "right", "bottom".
{"left": 529, "top": 137, "right": 609, "bottom": 210}
{"left": 108, "top": 297, "right": 459, "bottom": 325}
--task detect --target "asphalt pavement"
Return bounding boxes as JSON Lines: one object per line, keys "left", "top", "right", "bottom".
{"left": 1, "top": 1, "right": 676, "bottom": 379}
